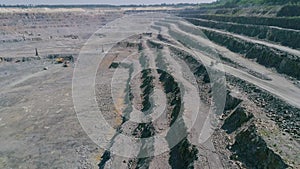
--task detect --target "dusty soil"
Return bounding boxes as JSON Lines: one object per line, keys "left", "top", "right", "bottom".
{"left": 0, "top": 6, "right": 299, "bottom": 169}
{"left": 0, "top": 8, "right": 122, "bottom": 169}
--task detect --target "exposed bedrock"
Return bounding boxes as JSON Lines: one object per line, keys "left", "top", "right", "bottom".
{"left": 230, "top": 124, "right": 288, "bottom": 169}
{"left": 180, "top": 14, "right": 300, "bottom": 30}
{"left": 156, "top": 49, "right": 199, "bottom": 169}
{"left": 222, "top": 107, "right": 253, "bottom": 134}
{"left": 227, "top": 75, "right": 300, "bottom": 138}
{"left": 186, "top": 18, "right": 300, "bottom": 49}
{"left": 202, "top": 29, "right": 300, "bottom": 80}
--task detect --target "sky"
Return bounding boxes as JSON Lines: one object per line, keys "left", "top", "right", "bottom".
{"left": 1, "top": 0, "right": 215, "bottom": 5}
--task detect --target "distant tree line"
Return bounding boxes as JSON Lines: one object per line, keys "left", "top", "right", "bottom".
{"left": 277, "top": 5, "right": 300, "bottom": 17}
{"left": 208, "top": 0, "right": 299, "bottom": 8}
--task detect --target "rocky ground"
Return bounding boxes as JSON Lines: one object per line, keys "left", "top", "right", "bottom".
{"left": 0, "top": 7, "right": 123, "bottom": 169}
{"left": 0, "top": 5, "right": 299, "bottom": 169}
